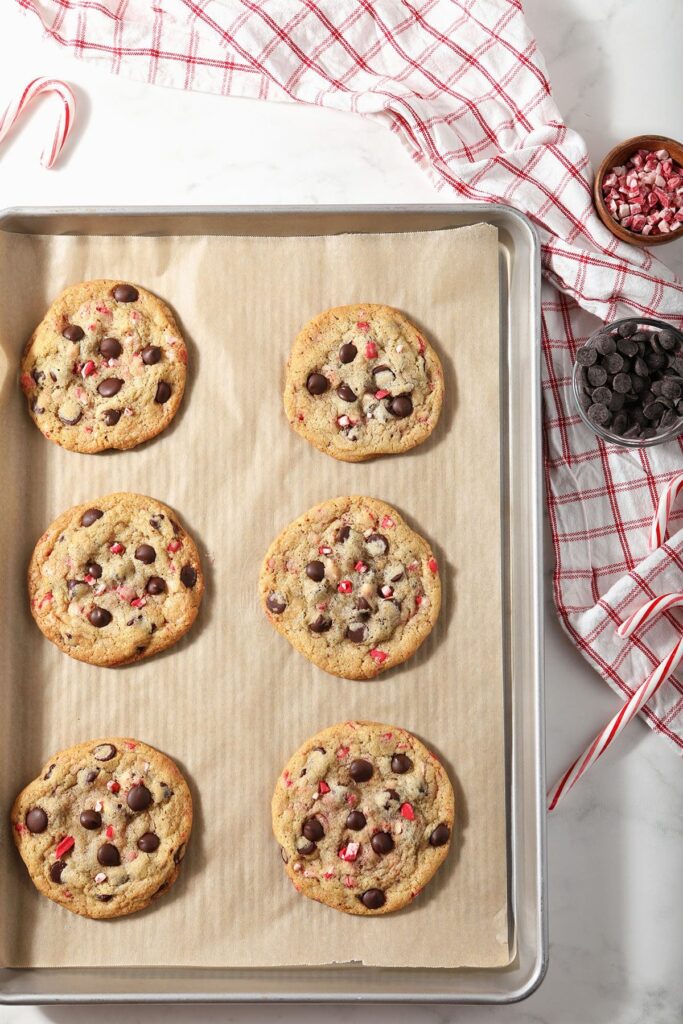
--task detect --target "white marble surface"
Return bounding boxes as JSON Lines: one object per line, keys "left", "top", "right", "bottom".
{"left": 0, "top": 1, "right": 681, "bottom": 1021}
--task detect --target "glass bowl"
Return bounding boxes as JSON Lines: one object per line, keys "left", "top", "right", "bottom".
{"left": 572, "top": 317, "right": 683, "bottom": 448}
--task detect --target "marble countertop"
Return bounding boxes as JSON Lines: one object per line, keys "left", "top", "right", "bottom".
{"left": 1, "top": 1, "right": 681, "bottom": 1022}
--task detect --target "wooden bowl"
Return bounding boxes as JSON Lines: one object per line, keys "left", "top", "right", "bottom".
{"left": 593, "top": 134, "right": 683, "bottom": 246}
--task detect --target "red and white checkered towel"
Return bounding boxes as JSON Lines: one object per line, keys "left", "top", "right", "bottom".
{"left": 15, "top": 0, "right": 683, "bottom": 750}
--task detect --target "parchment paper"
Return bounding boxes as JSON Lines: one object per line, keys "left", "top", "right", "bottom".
{"left": 0, "top": 222, "right": 508, "bottom": 969}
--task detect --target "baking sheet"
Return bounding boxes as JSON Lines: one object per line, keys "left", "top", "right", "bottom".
{"left": 0, "top": 223, "right": 507, "bottom": 969}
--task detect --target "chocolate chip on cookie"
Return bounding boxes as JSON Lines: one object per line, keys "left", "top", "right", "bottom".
{"left": 260, "top": 496, "right": 441, "bottom": 679}
{"left": 138, "top": 832, "right": 161, "bottom": 852}
{"left": 141, "top": 345, "right": 162, "bottom": 365}
{"left": 155, "top": 382, "right": 172, "bottom": 404}
{"left": 272, "top": 721, "right": 455, "bottom": 915}
{"left": 146, "top": 576, "right": 167, "bottom": 595}
{"left": 337, "top": 384, "right": 357, "bottom": 403}
{"left": 127, "top": 784, "right": 153, "bottom": 811}
{"left": 92, "top": 743, "right": 117, "bottom": 761}
{"left": 346, "top": 810, "right": 367, "bottom": 830}
{"left": 429, "top": 824, "right": 451, "bottom": 847}
{"left": 25, "top": 808, "right": 48, "bottom": 833}
{"left": 388, "top": 394, "right": 413, "bottom": 418}
{"left": 306, "top": 372, "right": 329, "bottom": 396}
{"left": 305, "top": 560, "right": 325, "bottom": 582}
{"left": 135, "top": 544, "right": 156, "bottom": 564}
{"left": 97, "top": 377, "right": 124, "bottom": 398}
{"left": 99, "top": 337, "right": 122, "bottom": 359}
{"left": 79, "top": 809, "right": 102, "bottom": 830}
{"left": 81, "top": 508, "right": 103, "bottom": 527}
{"left": 20, "top": 279, "right": 187, "bottom": 453}
{"left": 88, "top": 607, "right": 112, "bottom": 628}
{"left": 391, "top": 753, "right": 413, "bottom": 774}
{"left": 11, "top": 738, "right": 193, "bottom": 919}
{"left": 180, "top": 565, "right": 197, "bottom": 588}
{"left": 112, "top": 283, "right": 139, "bottom": 303}
{"left": 370, "top": 831, "right": 395, "bottom": 855}
{"left": 309, "top": 615, "right": 332, "bottom": 634}
{"left": 360, "top": 888, "right": 386, "bottom": 909}
{"left": 339, "top": 343, "right": 357, "bottom": 364}
{"left": 28, "top": 493, "right": 204, "bottom": 667}
{"left": 349, "top": 758, "right": 373, "bottom": 782}
{"left": 63, "top": 324, "right": 84, "bottom": 342}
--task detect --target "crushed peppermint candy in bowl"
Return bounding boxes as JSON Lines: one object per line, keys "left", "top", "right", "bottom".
{"left": 593, "top": 134, "right": 683, "bottom": 245}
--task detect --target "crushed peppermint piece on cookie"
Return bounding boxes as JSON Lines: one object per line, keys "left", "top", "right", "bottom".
{"left": 54, "top": 836, "right": 75, "bottom": 859}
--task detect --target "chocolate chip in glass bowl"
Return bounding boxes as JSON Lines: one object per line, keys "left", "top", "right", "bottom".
{"left": 576, "top": 345, "right": 598, "bottom": 366}
{"left": 586, "top": 365, "right": 608, "bottom": 388}
{"left": 617, "top": 337, "right": 639, "bottom": 358}
{"left": 595, "top": 334, "right": 616, "bottom": 357}
{"left": 604, "top": 353, "right": 624, "bottom": 375}
{"left": 575, "top": 319, "right": 683, "bottom": 445}
{"left": 591, "top": 386, "right": 612, "bottom": 406}
{"left": 586, "top": 403, "right": 610, "bottom": 427}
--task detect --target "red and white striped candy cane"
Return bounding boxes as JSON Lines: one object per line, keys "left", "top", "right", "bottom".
{"left": 548, "top": 593, "right": 683, "bottom": 811}
{"left": 0, "top": 77, "right": 76, "bottom": 169}
{"left": 649, "top": 472, "right": 683, "bottom": 551}
{"left": 617, "top": 593, "right": 683, "bottom": 639}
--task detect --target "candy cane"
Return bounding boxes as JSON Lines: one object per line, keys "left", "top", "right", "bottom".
{"left": 0, "top": 78, "right": 75, "bottom": 169}
{"left": 617, "top": 592, "right": 683, "bottom": 638}
{"left": 649, "top": 472, "right": 683, "bottom": 551}
{"left": 548, "top": 594, "right": 683, "bottom": 811}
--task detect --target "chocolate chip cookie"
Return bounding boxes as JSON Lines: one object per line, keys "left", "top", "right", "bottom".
{"left": 260, "top": 496, "right": 441, "bottom": 679}
{"left": 283, "top": 304, "right": 444, "bottom": 461}
{"left": 273, "top": 721, "right": 454, "bottom": 915}
{"left": 19, "top": 280, "right": 187, "bottom": 453}
{"left": 11, "top": 738, "right": 193, "bottom": 919}
{"left": 28, "top": 493, "right": 204, "bottom": 667}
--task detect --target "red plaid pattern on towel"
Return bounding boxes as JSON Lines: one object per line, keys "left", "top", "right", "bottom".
{"left": 16, "top": 0, "right": 683, "bottom": 749}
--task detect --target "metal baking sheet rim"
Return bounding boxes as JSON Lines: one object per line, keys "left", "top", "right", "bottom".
{"left": 0, "top": 204, "right": 546, "bottom": 1005}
